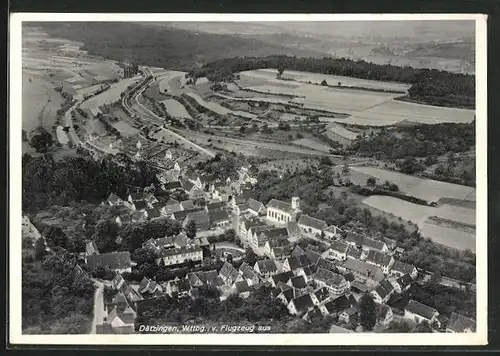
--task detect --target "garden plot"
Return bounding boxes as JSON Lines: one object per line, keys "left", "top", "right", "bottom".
{"left": 185, "top": 92, "right": 257, "bottom": 119}
{"left": 350, "top": 166, "right": 476, "bottom": 202}
{"left": 327, "top": 123, "right": 359, "bottom": 140}
{"left": 255, "top": 69, "right": 411, "bottom": 93}
{"left": 362, "top": 195, "right": 475, "bottom": 251}
{"left": 80, "top": 77, "right": 141, "bottom": 112}
{"left": 161, "top": 98, "right": 192, "bottom": 119}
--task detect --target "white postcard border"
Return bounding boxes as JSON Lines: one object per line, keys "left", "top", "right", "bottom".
{"left": 9, "top": 12, "right": 488, "bottom": 346}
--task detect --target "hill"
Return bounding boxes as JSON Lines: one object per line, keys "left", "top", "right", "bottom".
{"left": 32, "top": 22, "right": 324, "bottom": 71}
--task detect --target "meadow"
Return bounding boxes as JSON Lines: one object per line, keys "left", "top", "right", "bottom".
{"left": 161, "top": 98, "right": 193, "bottom": 119}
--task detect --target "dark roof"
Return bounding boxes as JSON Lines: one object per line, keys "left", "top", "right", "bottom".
{"left": 314, "top": 268, "right": 347, "bottom": 287}
{"left": 132, "top": 210, "right": 146, "bottom": 221}
{"left": 235, "top": 280, "right": 251, "bottom": 294}
{"left": 86, "top": 251, "right": 131, "bottom": 271}
{"left": 272, "top": 246, "right": 291, "bottom": 259}
{"left": 195, "top": 270, "right": 221, "bottom": 285}
{"left": 180, "top": 200, "right": 195, "bottom": 210}
{"left": 330, "top": 240, "right": 349, "bottom": 254}
{"left": 317, "top": 258, "right": 338, "bottom": 272}
{"left": 363, "top": 237, "right": 387, "bottom": 251}
{"left": 241, "top": 217, "right": 263, "bottom": 230}
{"left": 107, "top": 193, "right": 122, "bottom": 203}
{"left": 146, "top": 208, "right": 161, "bottom": 219}
{"left": 291, "top": 245, "right": 305, "bottom": 257}
{"left": 405, "top": 300, "right": 438, "bottom": 320}
{"left": 350, "top": 280, "right": 370, "bottom": 292}
{"left": 164, "top": 181, "right": 183, "bottom": 190}
{"left": 289, "top": 275, "right": 307, "bottom": 289}
{"left": 392, "top": 261, "right": 416, "bottom": 275}
{"left": 239, "top": 262, "right": 259, "bottom": 281}
{"left": 165, "top": 198, "right": 179, "bottom": 205}
{"left": 331, "top": 294, "right": 357, "bottom": 312}
{"left": 345, "top": 232, "right": 365, "bottom": 246}
{"left": 298, "top": 214, "right": 328, "bottom": 231}
{"left": 172, "top": 207, "right": 203, "bottom": 221}
{"left": 304, "top": 249, "right": 321, "bottom": 265}
{"left": 314, "top": 287, "right": 331, "bottom": 303}
{"left": 130, "top": 192, "right": 147, "bottom": 201}
{"left": 134, "top": 200, "right": 149, "bottom": 211}
{"left": 261, "top": 227, "right": 289, "bottom": 239}
{"left": 374, "top": 280, "right": 394, "bottom": 300}
{"left": 396, "top": 274, "right": 413, "bottom": 289}
{"left": 247, "top": 198, "right": 265, "bottom": 213}
{"left": 207, "top": 201, "right": 226, "bottom": 211}
{"left": 248, "top": 225, "right": 273, "bottom": 236}
{"left": 192, "top": 237, "right": 210, "bottom": 247}
{"left": 256, "top": 259, "right": 278, "bottom": 274}
{"left": 286, "top": 221, "right": 301, "bottom": 236}
{"left": 343, "top": 271, "right": 355, "bottom": 282}
{"left": 112, "top": 273, "right": 125, "bottom": 289}
{"left": 344, "top": 258, "right": 384, "bottom": 282}
{"left": 209, "top": 210, "right": 230, "bottom": 223}
{"left": 267, "top": 199, "right": 294, "bottom": 213}
{"left": 272, "top": 271, "right": 294, "bottom": 285}
{"left": 347, "top": 248, "right": 362, "bottom": 259}
{"left": 302, "top": 264, "right": 318, "bottom": 276}
{"left": 291, "top": 294, "right": 314, "bottom": 313}
{"left": 280, "top": 287, "right": 296, "bottom": 303}
{"left": 286, "top": 255, "right": 311, "bottom": 271}
{"left": 182, "top": 180, "right": 195, "bottom": 191}
{"left": 186, "top": 210, "right": 210, "bottom": 225}
{"left": 448, "top": 312, "right": 476, "bottom": 332}
{"left": 219, "top": 262, "right": 240, "bottom": 281}
{"left": 267, "top": 235, "right": 290, "bottom": 248}
{"left": 365, "top": 250, "right": 393, "bottom": 267}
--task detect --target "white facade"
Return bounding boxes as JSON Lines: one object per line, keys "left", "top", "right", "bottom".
{"left": 22, "top": 215, "right": 41, "bottom": 240}
{"left": 157, "top": 248, "right": 203, "bottom": 266}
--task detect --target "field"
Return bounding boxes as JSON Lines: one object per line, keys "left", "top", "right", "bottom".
{"left": 111, "top": 121, "right": 140, "bottom": 137}
{"left": 292, "top": 138, "right": 332, "bottom": 153}
{"left": 161, "top": 98, "right": 192, "bottom": 119}
{"left": 157, "top": 71, "right": 187, "bottom": 94}
{"left": 350, "top": 166, "right": 476, "bottom": 202}
{"left": 362, "top": 195, "right": 475, "bottom": 251}
{"left": 80, "top": 77, "right": 141, "bottom": 112}
{"left": 326, "top": 123, "right": 360, "bottom": 140}
{"left": 22, "top": 73, "right": 65, "bottom": 132}
{"left": 248, "top": 69, "right": 412, "bottom": 93}
{"left": 185, "top": 92, "right": 257, "bottom": 120}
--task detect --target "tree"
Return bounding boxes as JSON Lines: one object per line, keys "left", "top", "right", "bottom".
{"left": 320, "top": 156, "right": 333, "bottom": 166}
{"left": 414, "top": 321, "right": 433, "bottom": 333}
{"left": 45, "top": 226, "right": 70, "bottom": 249}
{"left": 359, "top": 293, "right": 377, "bottom": 331}
{"left": 22, "top": 129, "right": 28, "bottom": 142}
{"left": 342, "top": 164, "right": 350, "bottom": 176}
{"left": 29, "top": 127, "right": 53, "bottom": 153}
{"left": 244, "top": 247, "right": 258, "bottom": 266}
{"left": 92, "top": 219, "right": 120, "bottom": 253}
{"left": 366, "top": 177, "right": 376, "bottom": 186}
{"left": 185, "top": 220, "right": 197, "bottom": 239}
{"left": 277, "top": 65, "right": 285, "bottom": 78}
{"left": 34, "top": 238, "right": 47, "bottom": 260}
{"left": 321, "top": 79, "right": 328, "bottom": 86}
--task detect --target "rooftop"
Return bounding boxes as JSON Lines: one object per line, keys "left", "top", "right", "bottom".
{"left": 298, "top": 214, "right": 328, "bottom": 231}
{"left": 405, "top": 300, "right": 438, "bottom": 320}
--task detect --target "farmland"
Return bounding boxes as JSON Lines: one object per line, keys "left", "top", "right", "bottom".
{"left": 245, "top": 68, "right": 412, "bottom": 93}
{"left": 80, "top": 77, "right": 141, "bottom": 113}
{"left": 362, "top": 195, "right": 475, "bottom": 251}
{"left": 326, "top": 123, "right": 359, "bottom": 141}
{"left": 161, "top": 98, "right": 193, "bottom": 119}
{"left": 350, "top": 166, "right": 476, "bottom": 202}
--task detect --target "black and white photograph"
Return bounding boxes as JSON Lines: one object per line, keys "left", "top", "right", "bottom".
{"left": 9, "top": 13, "right": 487, "bottom": 345}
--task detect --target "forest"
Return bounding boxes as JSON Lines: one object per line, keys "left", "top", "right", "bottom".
{"left": 22, "top": 153, "right": 159, "bottom": 213}
{"left": 193, "top": 55, "right": 475, "bottom": 108}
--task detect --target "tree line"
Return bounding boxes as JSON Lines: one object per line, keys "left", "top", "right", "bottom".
{"left": 192, "top": 55, "right": 475, "bottom": 108}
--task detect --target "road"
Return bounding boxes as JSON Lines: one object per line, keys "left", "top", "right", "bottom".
{"left": 122, "top": 69, "right": 216, "bottom": 158}
{"left": 90, "top": 279, "right": 105, "bottom": 334}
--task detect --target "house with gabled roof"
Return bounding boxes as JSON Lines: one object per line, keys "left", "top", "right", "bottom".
{"left": 254, "top": 259, "right": 279, "bottom": 278}
{"left": 345, "top": 232, "right": 365, "bottom": 248}
{"left": 104, "top": 305, "right": 136, "bottom": 334}
{"left": 446, "top": 312, "right": 476, "bottom": 333}
{"left": 86, "top": 241, "right": 100, "bottom": 256}
{"left": 287, "top": 293, "right": 315, "bottom": 316}
{"left": 86, "top": 251, "right": 132, "bottom": 273}
{"left": 160, "top": 199, "right": 183, "bottom": 216}
{"left": 276, "top": 287, "right": 296, "bottom": 306}
{"left": 155, "top": 245, "right": 203, "bottom": 267}
{"left": 264, "top": 235, "right": 290, "bottom": 257}
{"left": 146, "top": 208, "right": 162, "bottom": 220}
{"left": 346, "top": 248, "right": 363, "bottom": 260}
{"left": 138, "top": 277, "right": 164, "bottom": 299}
{"left": 325, "top": 240, "right": 350, "bottom": 261}
{"left": 291, "top": 245, "right": 305, "bottom": 258}
{"left": 282, "top": 255, "right": 311, "bottom": 273}
{"left": 266, "top": 197, "right": 301, "bottom": 224}
{"left": 314, "top": 268, "right": 350, "bottom": 295}
{"left": 371, "top": 279, "right": 395, "bottom": 304}
{"left": 163, "top": 181, "right": 183, "bottom": 191}
{"left": 287, "top": 275, "right": 308, "bottom": 290}
{"left": 323, "top": 225, "right": 342, "bottom": 240}
{"left": 171, "top": 207, "right": 204, "bottom": 222}
{"left": 362, "top": 237, "right": 389, "bottom": 254}
{"left": 310, "top": 287, "right": 332, "bottom": 306}
{"left": 165, "top": 277, "right": 191, "bottom": 298}
{"left": 131, "top": 209, "right": 147, "bottom": 223}
{"left": 106, "top": 193, "right": 124, "bottom": 206}
{"left": 209, "top": 210, "right": 230, "bottom": 229}
{"left": 320, "top": 294, "right": 357, "bottom": 317}
{"left": 112, "top": 273, "right": 126, "bottom": 291}
{"left": 247, "top": 198, "right": 266, "bottom": 216}
{"left": 128, "top": 192, "right": 147, "bottom": 204}
{"left": 239, "top": 262, "right": 261, "bottom": 286}
{"left": 180, "top": 200, "right": 195, "bottom": 210}
{"left": 219, "top": 262, "right": 242, "bottom": 286}
{"left": 269, "top": 271, "right": 294, "bottom": 287}
{"left": 365, "top": 250, "right": 395, "bottom": 274}
{"left": 286, "top": 221, "right": 302, "bottom": 241}
{"left": 296, "top": 264, "right": 318, "bottom": 283}
{"left": 404, "top": 300, "right": 439, "bottom": 325}
{"left": 390, "top": 273, "right": 413, "bottom": 294}
{"left": 239, "top": 217, "right": 264, "bottom": 243}
{"left": 298, "top": 214, "right": 328, "bottom": 236}
{"left": 233, "top": 280, "right": 252, "bottom": 298}
{"left": 376, "top": 304, "right": 394, "bottom": 327}
{"left": 390, "top": 261, "right": 418, "bottom": 279}
{"left": 304, "top": 248, "right": 322, "bottom": 266}
{"left": 183, "top": 210, "right": 210, "bottom": 231}
{"left": 270, "top": 245, "right": 292, "bottom": 260}
{"left": 344, "top": 258, "right": 385, "bottom": 285}
{"left": 234, "top": 202, "right": 249, "bottom": 216}
{"left": 205, "top": 201, "right": 226, "bottom": 213}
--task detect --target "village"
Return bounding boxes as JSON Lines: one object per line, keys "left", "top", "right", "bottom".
{"left": 22, "top": 145, "right": 476, "bottom": 335}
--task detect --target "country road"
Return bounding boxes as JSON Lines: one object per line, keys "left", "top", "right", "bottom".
{"left": 90, "top": 279, "right": 105, "bottom": 334}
